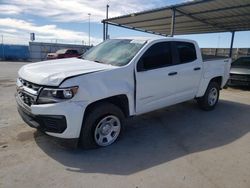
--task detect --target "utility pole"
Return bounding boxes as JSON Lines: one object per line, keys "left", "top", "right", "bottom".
{"left": 106, "top": 4, "right": 109, "bottom": 39}
{"left": 88, "top": 13, "right": 91, "bottom": 46}
{"left": 1, "top": 35, "right": 4, "bottom": 60}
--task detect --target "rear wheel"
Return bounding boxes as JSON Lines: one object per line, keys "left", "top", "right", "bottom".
{"left": 197, "top": 82, "right": 220, "bottom": 111}
{"left": 79, "top": 102, "right": 124, "bottom": 149}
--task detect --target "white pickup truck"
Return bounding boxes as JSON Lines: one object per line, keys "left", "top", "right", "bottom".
{"left": 16, "top": 38, "right": 231, "bottom": 148}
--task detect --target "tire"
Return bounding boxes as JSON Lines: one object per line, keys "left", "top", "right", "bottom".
{"left": 197, "top": 82, "right": 220, "bottom": 111}
{"left": 79, "top": 102, "right": 125, "bottom": 149}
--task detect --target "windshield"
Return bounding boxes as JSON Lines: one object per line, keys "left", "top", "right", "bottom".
{"left": 231, "top": 57, "right": 250, "bottom": 68}
{"left": 56, "top": 49, "right": 67, "bottom": 54}
{"left": 82, "top": 39, "right": 146, "bottom": 66}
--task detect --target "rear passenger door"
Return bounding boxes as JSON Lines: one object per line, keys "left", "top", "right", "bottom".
{"left": 172, "top": 41, "right": 202, "bottom": 102}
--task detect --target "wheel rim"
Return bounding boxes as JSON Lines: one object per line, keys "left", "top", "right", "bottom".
{"left": 208, "top": 87, "right": 218, "bottom": 106}
{"left": 94, "top": 115, "right": 121, "bottom": 147}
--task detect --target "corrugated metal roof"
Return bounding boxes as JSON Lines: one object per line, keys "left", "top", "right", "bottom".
{"left": 104, "top": 0, "right": 250, "bottom": 36}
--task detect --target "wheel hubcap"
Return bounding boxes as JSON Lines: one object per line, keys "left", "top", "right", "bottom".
{"left": 94, "top": 115, "right": 121, "bottom": 146}
{"left": 208, "top": 87, "right": 218, "bottom": 106}
{"left": 101, "top": 124, "right": 112, "bottom": 135}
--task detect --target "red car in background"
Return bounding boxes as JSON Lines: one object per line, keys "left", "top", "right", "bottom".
{"left": 47, "top": 49, "right": 81, "bottom": 60}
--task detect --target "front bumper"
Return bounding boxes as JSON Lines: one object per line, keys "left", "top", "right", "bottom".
{"left": 17, "top": 103, "right": 67, "bottom": 133}
{"left": 228, "top": 79, "right": 250, "bottom": 86}
{"left": 16, "top": 94, "right": 87, "bottom": 139}
{"left": 228, "top": 73, "right": 250, "bottom": 86}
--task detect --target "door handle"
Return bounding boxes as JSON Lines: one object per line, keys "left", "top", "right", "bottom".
{"left": 168, "top": 72, "right": 177, "bottom": 76}
{"left": 194, "top": 67, "right": 201, "bottom": 71}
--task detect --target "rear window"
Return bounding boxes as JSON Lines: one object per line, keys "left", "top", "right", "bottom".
{"left": 176, "top": 42, "right": 197, "bottom": 64}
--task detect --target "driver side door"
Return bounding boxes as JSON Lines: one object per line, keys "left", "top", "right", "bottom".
{"left": 135, "top": 41, "right": 179, "bottom": 114}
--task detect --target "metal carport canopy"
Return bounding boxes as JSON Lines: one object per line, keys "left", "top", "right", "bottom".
{"left": 103, "top": 0, "right": 250, "bottom": 37}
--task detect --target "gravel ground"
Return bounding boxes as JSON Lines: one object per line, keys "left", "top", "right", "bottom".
{"left": 0, "top": 61, "right": 249, "bottom": 188}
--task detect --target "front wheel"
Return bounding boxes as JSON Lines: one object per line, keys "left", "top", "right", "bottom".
{"left": 94, "top": 115, "right": 121, "bottom": 147}
{"left": 197, "top": 82, "right": 220, "bottom": 111}
{"left": 79, "top": 102, "right": 125, "bottom": 149}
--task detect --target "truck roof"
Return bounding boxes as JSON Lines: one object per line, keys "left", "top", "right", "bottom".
{"left": 115, "top": 36, "right": 197, "bottom": 44}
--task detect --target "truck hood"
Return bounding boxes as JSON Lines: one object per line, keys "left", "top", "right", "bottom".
{"left": 47, "top": 53, "right": 57, "bottom": 57}
{"left": 47, "top": 52, "right": 57, "bottom": 56}
{"left": 18, "top": 58, "right": 116, "bottom": 86}
{"left": 230, "top": 67, "right": 250, "bottom": 75}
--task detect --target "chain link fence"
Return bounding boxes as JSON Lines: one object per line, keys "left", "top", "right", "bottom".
{"left": 202, "top": 48, "right": 250, "bottom": 60}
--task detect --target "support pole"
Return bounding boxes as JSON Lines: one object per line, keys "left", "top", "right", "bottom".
{"left": 103, "top": 22, "right": 106, "bottom": 41}
{"left": 170, "top": 8, "right": 176, "bottom": 37}
{"left": 106, "top": 4, "right": 109, "bottom": 40}
{"left": 229, "top": 31, "right": 235, "bottom": 58}
{"left": 88, "top": 13, "right": 91, "bottom": 46}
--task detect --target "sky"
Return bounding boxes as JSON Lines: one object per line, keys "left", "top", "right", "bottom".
{"left": 0, "top": 0, "right": 249, "bottom": 48}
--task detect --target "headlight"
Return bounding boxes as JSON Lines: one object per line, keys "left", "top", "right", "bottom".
{"left": 37, "top": 86, "right": 78, "bottom": 104}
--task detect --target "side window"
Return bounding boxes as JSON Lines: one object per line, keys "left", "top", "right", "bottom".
{"left": 176, "top": 42, "right": 197, "bottom": 64}
{"left": 138, "top": 42, "right": 172, "bottom": 71}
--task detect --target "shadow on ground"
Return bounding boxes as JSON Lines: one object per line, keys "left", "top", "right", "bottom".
{"left": 35, "top": 100, "right": 250, "bottom": 175}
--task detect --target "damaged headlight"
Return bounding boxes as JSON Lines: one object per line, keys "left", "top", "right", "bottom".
{"left": 37, "top": 86, "right": 78, "bottom": 104}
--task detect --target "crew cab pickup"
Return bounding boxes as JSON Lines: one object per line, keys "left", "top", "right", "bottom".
{"left": 16, "top": 38, "right": 231, "bottom": 148}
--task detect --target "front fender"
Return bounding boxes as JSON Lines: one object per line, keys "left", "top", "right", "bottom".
{"left": 60, "top": 67, "right": 135, "bottom": 115}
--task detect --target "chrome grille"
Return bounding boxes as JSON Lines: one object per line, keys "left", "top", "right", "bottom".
{"left": 17, "top": 78, "right": 42, "bottom": 106}
{"left": 19, "top": 79, "right": 41, "bottom": 91}
{"left": 18, "top": 92, "right": 35, "bottom": 106}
